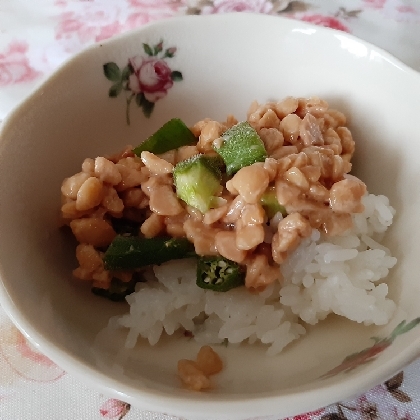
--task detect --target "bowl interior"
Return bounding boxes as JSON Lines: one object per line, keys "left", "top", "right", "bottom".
{"left": 1, "top": 14, "right": 420, "bottom": 419}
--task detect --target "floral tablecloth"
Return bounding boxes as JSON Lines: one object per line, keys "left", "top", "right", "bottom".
{"left": 1, "top": 1, "right": 420, "bottom": 419}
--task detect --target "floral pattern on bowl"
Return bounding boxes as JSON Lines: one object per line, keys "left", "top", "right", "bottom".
{"left": 315, "top": 371, "right": 413, "bottom": 420}
{"left": 103, "top": 40, "right": 182, "bottom": 123}
{"left": 321, "top": 318, "right": 420, "bottom": 379}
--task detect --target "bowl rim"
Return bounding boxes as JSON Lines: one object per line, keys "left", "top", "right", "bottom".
{"left": 1, "top": 12, "right": 420, "bottom": 419}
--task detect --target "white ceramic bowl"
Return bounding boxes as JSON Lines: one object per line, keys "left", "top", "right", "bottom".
{"left": 1, "top": 13, "right": 420, "bottom": 420}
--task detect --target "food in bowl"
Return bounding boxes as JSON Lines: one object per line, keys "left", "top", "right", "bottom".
{"left": 177, "top": 345, "right": 224, "bottom": 391}
{"left": 60, "top": 96, "right": 397, "bottom": 356}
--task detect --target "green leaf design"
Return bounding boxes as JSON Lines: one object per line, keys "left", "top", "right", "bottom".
{"left": 143, "top": 43, "right": 153, "bottom": 56}
{"left": 103, "top": 62, "right": 121, "bottom": 82}
{"left": 135, "top": 93, "right": 145, "bottom": 107}
{"left": 171, "top": 70, "right": 183, "bottom": 82}
{"left": 141, "top": 99, "right": 155, "bottom": 118}
{"left": 401, "top": 317, "right": 420, "bottom": 333}
{"left": 121, "top": 65, "right": 132, "bottom": 82}
{"left": 164, "top": 47, "right": 177, "bottom": 58}
{"left": 391, "top": 317, "right": 420, "bottom": 339}
{"left": 108, "top": 82, "right": 123, "bottom": 97}
{"left": 125, "top": 93, "right": 135, "bottom": 126}
{"left": 320, "top": 318, "right": 420, "bottom": 381}
{"left": 153, "top": 40, "right": 163, "bottom": 55}
{"left": 392, "top": 320, "right": 406, "bottom": 337}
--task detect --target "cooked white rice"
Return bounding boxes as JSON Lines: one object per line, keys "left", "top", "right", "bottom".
{"left": 108, "top": 193, "right": 397, "bottom": 356}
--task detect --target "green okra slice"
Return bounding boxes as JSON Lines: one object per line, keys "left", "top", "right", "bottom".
{"left": 103, "top": 236, "right": 195, "bottom": 270}
{"left": 213, "top": 121, "right": 267, "bottom": 176}
{"left": 196, "top": 255, "right": 245, "bottom": 292}
{"left": 133, "top": 118, "right": 196, "bottom": 155}
{"left": 173, "top": 154, "right": 223, "bottom": 213}
{"left": 260, "top": 186, "right": 287, "bottom": 219}
{"left": 110, "top": 217, "right": 140, "bottom": 236}
{"left": 91, "top": 273, "right": 145, "bottom": 301}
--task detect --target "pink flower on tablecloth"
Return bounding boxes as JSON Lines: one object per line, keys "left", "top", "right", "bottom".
{"left": 201, "top": 0, "right": 273, "bottom": 13}
{"left": 125, "top": 12, "right": 155, "bottom": 29}
{"left": 340, "top": 380, "right": 415, "bottom": 419}
{"left": 362, "top": 0, "right": 387, "bottom": 9}
{"left": 299, "top": 14, "right": 350, "bottom": 32}
{"left": 200, "top": 0, "right": 290, "bottom": 14}
{"left": 0, "top": 41, "right": 42, "bottom": 86}
{"left": 323, "top": 372, "right": 415, "bottom": 419}
{"left": 124, "top": 9, "right": 177, "bottom": 32}
{"left": 128, "top": 56, "right": 173, "bottom": 102}
{"left": 377, "top": 1, "right": 420, "bottom": 22}
{"left": 99, "top": 399, "right": 130, "bottom": 419}
{"left": 128, "top": 0, "right": 180, "bottom": 7}
{"left": 283, "top": 408, "right": 324, "bottom": 420}
{"left": 396, "top": 5, "right": 417, "bottom": 14}
{"left": 359, "top": 0, "right": 420, "bottom": 22}
{"left": 54, "top": 2, "right": 180, "bottom": 52}
{"left": 55, "top": 10, "right": 125, "bottom": 44}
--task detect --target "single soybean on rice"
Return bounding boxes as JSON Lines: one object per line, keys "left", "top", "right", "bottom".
{"left": 60, "top": 96, "right": 397, "bottom": 356}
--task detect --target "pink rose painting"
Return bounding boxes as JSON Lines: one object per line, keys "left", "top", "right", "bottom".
{"left": 103, "top": 40, "right": 182, "bottom": 123}
{"left": 128, "top": 55, "right": 174, "bottom": 102}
